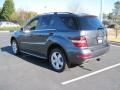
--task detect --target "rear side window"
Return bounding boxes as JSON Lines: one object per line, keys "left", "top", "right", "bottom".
{"left": 79, "top": 16, "right": 102, "bottom": 30}
{"left": 60, "top": 16, "right": 79, "bottom": 30}
{"left": 37, "top": 15, "right": 55, "bottom": 29}
{"left": 41, "top": 16, "right": 52, "bottom": 27}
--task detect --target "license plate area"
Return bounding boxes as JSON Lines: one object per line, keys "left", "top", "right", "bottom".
{"left": 97, "top": 37, "right": 103, "bottom": 44}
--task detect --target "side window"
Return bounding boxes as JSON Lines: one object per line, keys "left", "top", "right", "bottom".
{"left": 60, "top": 16, "right": 79, "bottom": 30}
{"left": 24, "top": 18, "right": 39, "bottom": 31}
{"left": 37, "top": 16, "right": 54, "bottom": 29}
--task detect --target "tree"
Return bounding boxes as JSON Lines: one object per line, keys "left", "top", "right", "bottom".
{"left": 103, "top": 14, "right": 110, "bottom": 26}
{"left": 0, "top": 7, "right": 1, "bottom": 13}
{"left": 67, "top": 0, "right": 80, "bottom": 14}
{"left": 114, "top": 1, "right": 120, "bottom": 15}
{"left": 112, "top": 1, "right": 120, "bottom": 25}
{"left": 110, "top": 1, "right": 120, "bottom": 38}
{"left": 108, "top": 13, "right": 113, "bottom": 19}
{"left": 16, "top": 9, "right": 38, "bottom": 25}
{"left": 0, "top": 0, "right": 15, "bottom": 21}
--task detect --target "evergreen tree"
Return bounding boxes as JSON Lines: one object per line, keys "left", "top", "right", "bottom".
{"left": 0, "top": 0, "right": 15, "bottom": 21}
{"left": 0, "top": 7, "right": 1, "bottom": 13}
{"left": 114, "top": 1, "right": 120, "bottom": 15}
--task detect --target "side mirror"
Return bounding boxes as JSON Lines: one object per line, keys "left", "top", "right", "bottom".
{"left": 20, "top": 27, "right": 30, "bottom": 33}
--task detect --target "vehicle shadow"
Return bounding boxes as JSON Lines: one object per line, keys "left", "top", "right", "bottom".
{"left": 1, "top": 46, "right": 92, "bottom": 72}
{"left": 1, "top": 46, "right": 53, "bottom": 71}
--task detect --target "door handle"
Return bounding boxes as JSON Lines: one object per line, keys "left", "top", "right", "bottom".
{"left": 49, "top": 33, "right": 54, "bottom": 36}
{"left": 35, "top": 33, "right": 54, "bottom": 37}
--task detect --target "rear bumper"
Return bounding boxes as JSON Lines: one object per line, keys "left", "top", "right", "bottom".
{"left": 67, "top": 44, "right": 110, "bottom": 65}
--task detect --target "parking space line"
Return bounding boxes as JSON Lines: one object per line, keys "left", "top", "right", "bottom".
{"left": 0, "top": 40, "right": 10, "bottom": 43}
{"left": 61, "top": 62, "right": 120, "bottom": 85}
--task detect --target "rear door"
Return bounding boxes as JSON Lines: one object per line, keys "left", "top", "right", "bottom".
{"left": 29, "top": 15, "right": 56, "bottom": 57}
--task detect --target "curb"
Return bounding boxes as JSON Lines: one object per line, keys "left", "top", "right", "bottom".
{"left": 110, "top": 41, "right": 120, "bottom": 46}
{"left": 110, "top": 41, "right": 120, "bottom": 44}
{"left": 0, "top": 31, "right": 14, "bottom": 33}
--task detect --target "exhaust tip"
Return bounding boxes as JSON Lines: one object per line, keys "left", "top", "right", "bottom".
{"left": 96, "top": 58, "right": 101, "bottom": 61}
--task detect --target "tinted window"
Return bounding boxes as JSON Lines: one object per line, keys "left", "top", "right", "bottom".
{"left": 60, "top": 16, "right": 79, "bottom": 30}
{"left": 79, "top": 16, "right": 103, "bottom": 30}
{"left": 25, "top": 18, "right": 39, "bottom": 30}
{"left": 38, "top": 16, "right": 53, "bottom": 29}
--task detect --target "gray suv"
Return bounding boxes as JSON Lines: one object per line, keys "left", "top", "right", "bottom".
{"left": 11, "top": 12, "right": 109, "bottom": 72}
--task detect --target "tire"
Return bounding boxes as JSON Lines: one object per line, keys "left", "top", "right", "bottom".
{"left": 49, "top": 48, "right": 67, "bottom": 72}
{"left": 11, "top": 39, "right": 20, "bottom": 55}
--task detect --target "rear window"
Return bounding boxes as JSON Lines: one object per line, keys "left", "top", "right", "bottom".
{"left": 79, "top": 16, "right": 103, "bottom": 30}
{"left": 60, "top": 16, "right": 102, "bottom": 30}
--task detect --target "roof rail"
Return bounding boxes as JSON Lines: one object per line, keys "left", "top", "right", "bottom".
{"left": 54, "top": 12, "right": 73, "bottom": 14}
{"left": 41, "top": 12, "right": 73, "bottom": 15}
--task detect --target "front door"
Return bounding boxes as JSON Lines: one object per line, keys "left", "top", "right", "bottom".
{"left": 19, "top": 17, "right": 39, "bottom": 53}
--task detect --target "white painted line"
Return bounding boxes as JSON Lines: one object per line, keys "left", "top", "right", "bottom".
{"left": 61, "top": 62, "right": 120, "bottom": 85}
{"left": 0, "top": 41, "right": 10, "bottom": 44}
{"left": 111, "top": 44, "right": 120, "bottom": 48}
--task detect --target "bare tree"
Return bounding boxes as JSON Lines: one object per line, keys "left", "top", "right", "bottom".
{"left": 67, "top": 0, "right": 80, "bottom": 14}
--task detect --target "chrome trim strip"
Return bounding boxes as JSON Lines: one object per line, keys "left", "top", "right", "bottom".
{"left": 20, "top": 42, "right": 46, "bottom": 45}
{"left": 21, "top": 51, "right": 47, "bottom": 59}
{"left": 32, "top": 29, "right": 56, "bottom": 32}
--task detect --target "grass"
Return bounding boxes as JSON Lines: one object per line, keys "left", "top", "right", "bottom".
{"left": 108, "top": 35, "right": 120, "bottom": 42}
{"left": 0, "top": 26, "right": 20, "bottom": 31}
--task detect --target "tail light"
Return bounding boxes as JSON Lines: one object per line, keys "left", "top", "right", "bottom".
{"left": 70, "top": 36, "right": 88, "bottom": 48}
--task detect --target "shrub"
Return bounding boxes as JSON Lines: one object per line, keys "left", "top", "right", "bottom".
{"left": 0, "top": 26, "right": 20, "bottom": 31}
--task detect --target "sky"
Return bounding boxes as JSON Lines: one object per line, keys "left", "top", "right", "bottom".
{"left": 0, "top": 0, "right": 118, "bottom": 17}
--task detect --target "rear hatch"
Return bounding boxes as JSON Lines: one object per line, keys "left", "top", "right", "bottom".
{"left": 59, "top": 15, "right": 108, "bottom": 48}
{"left": 79, "top": 16, "right": 107, "bottom": 47}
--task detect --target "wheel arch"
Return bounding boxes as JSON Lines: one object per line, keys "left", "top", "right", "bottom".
{"left": 47, "top": 43, "right": 70, "bottom": 64}
{"left": 11, "top": 37, "right": 16, "bottom": 44}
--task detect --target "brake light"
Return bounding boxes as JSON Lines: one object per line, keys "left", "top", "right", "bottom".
{"left": 70, "top": 36, "right": 88, "bottom": 47}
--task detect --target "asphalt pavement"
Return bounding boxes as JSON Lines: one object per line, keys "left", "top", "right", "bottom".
{"left": 0, "top": 32, "right": 120, "bottom": 90}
